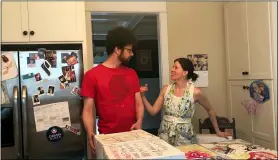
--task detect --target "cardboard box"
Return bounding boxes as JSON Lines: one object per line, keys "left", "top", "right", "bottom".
{"left": 103, "top": 139, "right": 185, "bottom": 159}
{"left": 94, "top": 130, "right": 159, "bottom": 159}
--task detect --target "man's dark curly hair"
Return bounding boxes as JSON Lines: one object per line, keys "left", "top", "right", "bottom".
{"left": 106, "top": 26, "right": 137, "bottom": 56}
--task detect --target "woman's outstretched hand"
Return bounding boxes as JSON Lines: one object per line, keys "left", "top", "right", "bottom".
{"left": 140, "top": 84, "right": 148, "bottom": 95}
{"left": 216, "top": 131, "right": 232, "bottom": 139}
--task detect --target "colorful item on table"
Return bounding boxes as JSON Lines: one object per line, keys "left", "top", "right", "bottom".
{"left": 241, "top": 99, "right": 259, "bottom": 115}
{"left": 249, "top": 80, "right": 270, "bottom": 103}
{"left": 186, "top": 150, "right": 211, "bottom": 159}
{"left": 199, "top": 140, "right": 277, "bottom": 159}
{"left": 177, "top": 144, "right": 217, "bottom": 159}
{"left": 249, "top": 151, "right": 277, "bottom": 159}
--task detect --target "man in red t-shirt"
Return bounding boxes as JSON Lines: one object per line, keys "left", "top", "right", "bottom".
{"left": 80, "top": 27, "right": 144, "bottom": 155}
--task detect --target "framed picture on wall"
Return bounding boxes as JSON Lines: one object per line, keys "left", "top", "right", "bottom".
{"left": 136, "top": 50, "right": 152, "bottom": 71}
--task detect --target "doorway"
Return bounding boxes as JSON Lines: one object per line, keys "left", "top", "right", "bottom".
{"left": 91, "top": 13, "right": 162, "bottom": 132}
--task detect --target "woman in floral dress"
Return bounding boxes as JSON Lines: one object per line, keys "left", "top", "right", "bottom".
{"left": 140, "top": 58, "right": 231, "bottom": 146}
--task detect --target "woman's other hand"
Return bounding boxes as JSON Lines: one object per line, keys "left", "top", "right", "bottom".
{"left": 140, "top": 84, "right": 148, "bottom": 95}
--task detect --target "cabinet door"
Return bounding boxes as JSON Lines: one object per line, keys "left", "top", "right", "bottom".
{"left": 224, "top": 2, "right": 249, "bottom": 80}
{"left": 1, "top": 1, "right": 29, "bottom": 43}
{"left": 228, "top": 80, "right": 276, "bottom": 149}
{"left": 250, "top": 80, "right": 276, "bottom": 149}
{"left": 27, "top": 1, "right": 84, "bottom": 42}
{"left": 227, "top": 81, "right": 252, "bottom": 142}
{"left": 246, "top": 2, "right": 273, "bottom": 79}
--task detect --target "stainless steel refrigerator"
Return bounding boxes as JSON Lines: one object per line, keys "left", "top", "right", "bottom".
{"left": 1, "top": 44, "right": 87, "bottom": 159}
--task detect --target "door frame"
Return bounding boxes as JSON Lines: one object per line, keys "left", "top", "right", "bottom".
{"left": 270, "top": 1, "right": 277, "bottom": 150}
{"left": 83, "top": 2, "right": 170, "bottom": 87}
{"left": 82, "top": 2, "right": 170, "bottom": 158}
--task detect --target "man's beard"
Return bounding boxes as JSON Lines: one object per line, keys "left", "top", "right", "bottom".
{"left": 118, "top": 51, "right": 130, "bottom": 66}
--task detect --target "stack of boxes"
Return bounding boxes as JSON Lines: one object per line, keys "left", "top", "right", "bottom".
{"left": 94, "top": 130, "right": 185, "bottom": 159}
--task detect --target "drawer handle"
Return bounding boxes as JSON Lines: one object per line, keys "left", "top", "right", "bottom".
{"left": 30, "top": 31, "right": 35, "bottom": 36}
{"left": 23, "top": 31, "right": 28, "bottom": 36}
{"left": 242, "top": 71, "right": 249, "bottom": 75}
{"left": 242, "top": 86, "right": 249, "bottom": 90}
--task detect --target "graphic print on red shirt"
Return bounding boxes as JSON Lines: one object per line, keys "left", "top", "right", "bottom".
{"left": 109, "top": 74, "right": 130, "bottom": 102}
{"left": 80, "top": 64, "right": 140, "bottom": 134}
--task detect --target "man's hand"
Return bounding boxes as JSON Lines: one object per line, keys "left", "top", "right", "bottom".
{"left": 88, "top": 133, "right": 96, "bottom": 157}
{"left": 130, "top": 120, "right": 142, "bottom": 130}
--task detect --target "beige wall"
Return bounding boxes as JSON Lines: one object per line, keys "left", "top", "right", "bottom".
{"left": 166, "top": 2, "right": 228, "bottom": 131}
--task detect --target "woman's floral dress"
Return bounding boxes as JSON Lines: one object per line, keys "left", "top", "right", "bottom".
{"left": 158, "top": 82, "right": 197, "bottom": 146}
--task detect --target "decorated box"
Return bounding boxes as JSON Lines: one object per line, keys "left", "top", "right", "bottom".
{"left": 177, "top": 144, "right": 227, "bottom": 159}
{"left": 103, "top": 139, "right": 185, "bottom": 159}
{"left": 94, "top": 130, "right": 159, "bottom": 159}
{"left": 199, "top": 139, "right": 278, "bottom": 159}
{"left": 196, "top": 134, "right": 233, "bottom": 144}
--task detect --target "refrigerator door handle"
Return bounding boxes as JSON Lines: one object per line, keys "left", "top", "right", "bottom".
{"left": 13, "top": 86, "right": 23, "bottom": 159}
{"left": 21, "top": 85, "right": 29, "bottom": 159}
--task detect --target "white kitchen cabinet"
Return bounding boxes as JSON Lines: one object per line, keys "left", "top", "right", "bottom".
{"left": 1, "top": 1, "right": 29, "bottom": 43}
{"left": 227, "top": 80, "right": 276, "bottom": 149}
{"left": 224, "top": 2, "right": 249, "bottom": 80}
{"left": 2, "top": 1, "right": 84, "bottom": 43}
{"left": 224, "top": 2, "right": 273, "bottom": 80}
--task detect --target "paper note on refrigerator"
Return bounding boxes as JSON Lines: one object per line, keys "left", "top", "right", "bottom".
{"left": 1, "top": 52, "right": 18, "bottom": 81}
{"left": 33, "top": 101, "right": 71, "bottom": 132}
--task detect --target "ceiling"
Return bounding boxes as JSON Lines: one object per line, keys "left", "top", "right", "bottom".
{"left": 91, "top": 13, "right": 158, "bottom": 40}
